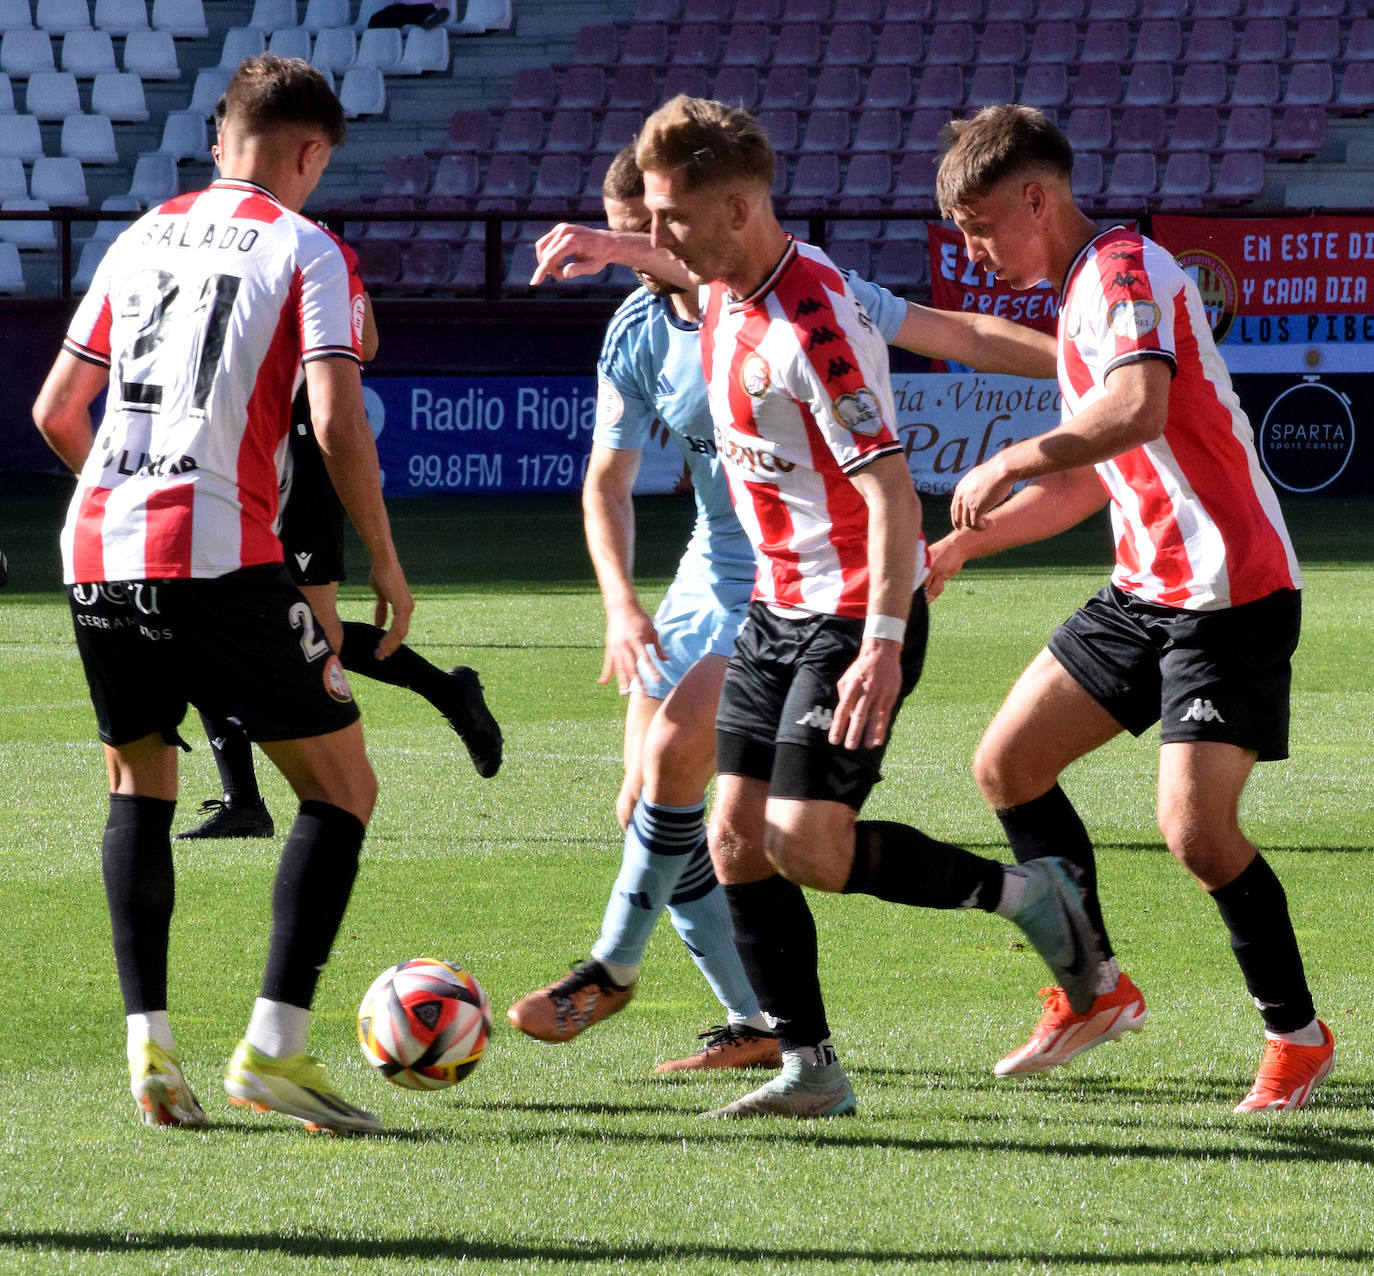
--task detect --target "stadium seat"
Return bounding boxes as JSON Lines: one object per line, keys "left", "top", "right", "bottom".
{"left": 573, "top": 24, "right": 617, "bottom": 64}
{"left": 26, "top": 70, "right": 80, "bottom": 119}
{"left": 216, "top": 28, "right": 266, "bottom": 71}
{"left": 661, "top": 65, "right": 707, "bottom": 101}
{"left": 1186, "top": 20, "right": 1234, "bottom": 62}
{"left": 624, "top": 21, "right": 673, "bottom": 65}
{"left": 1134, "top": 19, "right": 1182, "bottom": 63}
{"left": 0, "top": 0, "right": 32, "bottom": 32}
{"left": 0, "top": 113, "right": 42, "bottom": 159}
{"left": 157, "top": 107, "right": 204, "bottom": 159}
{"left": 1285, "top": 64, "right": 1334, "bottom": 107}
{"left": 852, "top": 108, "right": 902, "bottom": 153}
{"left": 1237, "top": 18, "right": 1286, "bottom": 62}
{"left": 720, "top": 23, "right": 765, "bottom": 68}
{"left": 1090, "top": 0, "right": 1138, "bottom": 15}
{"left": 401, "top": 239, "right": 453, "bottom": 289}
{"left": 355, "top": 27, "right": 403, "bottom": 73}
{"left": 338, "top": 65, "right": 384, "bottom": 116}
{"left": 480, "top": 153, "right": 529, "bottom": 198}
{"left": 73, "top": 236, "right": 108, "bottom": 289}
{"left": 1245, "top": 0, "right": 1294, "bottom": 13}
{"left": 0, "top": 198, "right": 55, "bottom": 248}
{"left": 1212, "top": 150, "right": 1265, "bottom": 203}
{"left": 713, "top": 65, "right": 760, "bottom": 110}
{"left": 36, "top": 0, "right": 90, "bottom": 34}
{"left": 1291, "top": 18, "right": 1341, "bottom": 63}
{"left": 354, "top": 237, "right": 399, "bottom": 285}
{"left": 597, "top": 109, "right": 640, "bottom": 155}
{"left": 1081, "top": 20, "right": 1129, "bottom": 64}
{"left": 1071, "top": 150, "right": 1104, "bottom": 198}
{"left": 826, "top": 23, "right": 872, "bottom": 67}
{"left": 382, "top": 151, "right": 428, "bottom": 196}
{"left": 733, "top": 0, "right": 781, "bottom": 18}
{"left": 1066, "top": 107, "right": 1111, "bottom": 153}
{"left": 438, "top": 107, "right": 490, "bottom": 153}
{"left": 825, "top": 240, "right": 870, "bottom": 277}
{"left": 893, "top": 151, "right": 937, "bottom": 208}
{"left": 0, "top": 156, "right": 24, "bottom": 199}
{"left": 1105, "top": 153, "right": 1157, "bottom": 207}
{"left": 122, "top": 28, "right": 179, "bottom": 78}
{"left": 1172, "top": 106, "right": 1221, "bottom": 151}
{"left": 428, "top": 151, "right": 475, "bottom": 199}
{"left": 0, "top": 74, "right": 11, "bottom": 112}
{"left": 0, "top": 238, "right": 25, "bottom": 290}
{"left": 310, "top": 26, "right": 356, "bottom": 72}
{"left": 934, "top": 0, "right": 983, "bottom": 18}
{"left": 366, "top": 194, "right": 414, "bottom": 240}
{"left": 188, "top": 67, "right": 231, "bottom": 117}
{"left": 863, "top": 65, "right": 912, "bottom": 109}
{"left": 1177, "top": 63, "right": 1226, "bottom": 107}
{"left": 873, "top": 240, "right": 926, "bottom": 291}
{"left": 1027, "top": 21, "right": 1076, "bottom": 65}
{"left": 844, "top": 152, "right": 891, "bottom": 199}
{"left": 1117, "top": 106, "right": 1166, "bottom": 152}
{"left": 554, "top": 65, "right": 603, "bottom": 111}
{"left": 399, "top": 26, "right": 447, "bottom": 74}
{"left": 1193, "top": 0, "right": 1241, "bottom": 13}
{"left": 1071, "top": 65, "right": 1122, "bottom": 109}
{"left": 790, "top": 152, "right": 840, "bottom": 206}
{"left": 300, "top": 0, "right": 348, "bottom": 33}
{"left": 124, "top": 150, "right": 175, "bottom": 201}
{"left": 1223, "top": 105, "right": 1273, "bottom": 152}
{"left": 507, "top": 66, "right": 555, "bottom": 111}
{"left": 531, "top": 152, "right": 580, "bottom": 200}
{"left": 638, "top": 0, "right": 680, "bottom": 18}
{"left": 760, "top": 66, "right": 808, "bottom": 110}
{"left": 905, "top": 108, "right": 949, "bottom": 153}
{"left": 1273, "top": 105, "right": 1325, "bottom": 160}
{"left": 150, "top": 0, "right": 206, "bottom": 37}
{"left": 801, "top": 108, "right": 850, "bottom": 154}
{"left": 1124, "top": 64, "right": 1173, "bottom": 108}
{"left": 1, "top": 31, "right": 56, "bottom": 76}
{"left": 1021, "top": 64, "right": 1069, "bottom": 110}
{"left": 94, "top": 0, "right": 149, "bottom": 35}
{"left": 62, "top": 110, "right": 117, "bottom": 162}
{"left": 756, "top": 108, "right": 797, "bottom": 152}
{"left": 1231, "top": 63, "right": 1279, "bottom": 107}
{"left": 1160, "top": 152, "right": 1211, "bottom": 205}
{"left": 1335, "top": 62, "right": 1374, "bottom": 115}
{"left": 680, "top": 0, "right": 728, "bottom": 17}
{"left": 451, "top": 0, "right": 511, "bottom": 34}
{"left": 966, "top": 64, "right": 1015, "bottom": 110}
{"left": 926, "top": 21, "right": 973, "bottom": 65}
{"left": 30, "top": 153, "right": 86, "bottom": 203}
{"left": 1036, "top": 0, "right": 1084, "bottom": 16}
{"left": 916, "top": 65, "right": 964, "bottom": 109}
{"left": 415, "top": 194, "right": 471, "bottom": 242}
{"left": 873, "top": 23, "right": 922, "bottom": 66}
{"left": 249, "top": 0, "right": 296, "bottom": 29}
{"left": 979, "top": 21, "right": 1025, "bottom": 65}
{"left": 268, "top": 27, "right": 311, "bottom": 60}
{"left": 1347, "top": 18, "right": 1374, "bottom": 62}
{"left": 447, "top": 240, "right": 485, "bottom": 293}
{"left": 885, "top": 0, "right": 932, "bottom": 16}
{"left": 605, "top": 65, "right": 654, "bottom": 112}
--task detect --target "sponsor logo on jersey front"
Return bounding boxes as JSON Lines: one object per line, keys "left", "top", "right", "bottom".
{"left": 715, "top": 427, "right": 796, "bottom": 479}
{"left": 1179, "top": 697, "right": 1225, "bottom": 723}
{"left": 324, "top": 653, "right": 353, "bottom": 704}
{"left": 833, "top": 388, "right": 883, "bottom": 436}
{"left": 1108, "top": 299, "right": 1161, "bottom": 339}
{"left": 740, "top": 353, "right": 771, "bottom": 397}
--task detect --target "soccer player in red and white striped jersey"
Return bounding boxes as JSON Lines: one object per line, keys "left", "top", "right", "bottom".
{"left": 32, "top": 55, "right": 412, "bottom": 1134}
{"left": 928, "top": 105, "right": 1331, "bottom": 1112}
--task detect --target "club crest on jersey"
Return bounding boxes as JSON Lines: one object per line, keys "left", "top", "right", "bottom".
{"left": 351, "top": 294, "right": 367, "bottom": 344}
{"left": 323, "top": 654, "right": 353, "bottom": 704}
{"left": 596, "top": 379, "right": 624, "bottom": 427}
{"left": 740, "top": 353, "right": 771, "bottom": 397}
{"left": 834, "top": 388, "right": 883, "bottom": 436}
{"left": 1108, "top": 299, "right": 1161, "bottom": 339}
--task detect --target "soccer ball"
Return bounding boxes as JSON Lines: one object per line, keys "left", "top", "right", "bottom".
{"left": 356, "top": 957, "right": 492, "bottom": 1090}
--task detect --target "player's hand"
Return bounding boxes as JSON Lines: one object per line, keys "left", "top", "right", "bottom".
{"left": 830, "top": 639, "right": 903, "bottom": 752}
{"left": 601, "top": 603, "right": 664, "bottom": 693}
{"left": 924, "top": 534, "right": 968, "bottom": 602}
{"left": 531, "top": 223, "right": 619, "bottom": 285}
{"left": 368, "top": 555, "right": 414, "bottom": 659}
{"left": 950, "top": 458, "right": 1013, "bottom": 531}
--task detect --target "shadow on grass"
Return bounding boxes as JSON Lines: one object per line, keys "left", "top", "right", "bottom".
{"left": 5, "top": 1230, "right": 1374, "bottom": 1268}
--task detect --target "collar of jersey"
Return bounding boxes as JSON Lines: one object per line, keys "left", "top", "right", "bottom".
{"left": 209, "top": 177, "right": 282, "bottom": 204}
{"left": 726, "top": 236, "right": 798, "bottom": 312}
{"left": 1060, "top": 223, "right": 1130, "bottom": 301}
{"left": 656, "top": 294, "right": 699, "bottom": 333}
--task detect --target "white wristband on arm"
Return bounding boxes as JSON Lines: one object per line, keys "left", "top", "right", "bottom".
{"left": 862, "top": 613, "right": 906, "bottom": 643}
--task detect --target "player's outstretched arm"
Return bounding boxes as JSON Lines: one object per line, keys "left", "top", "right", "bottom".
{"left": 830, "top": 453, "right": 920, "bottom": 752}
{"left": 927, "top": 466, "right": 1108, "bottom": 600}
{"left": 583, "top": 441, "right": 663, "bottom": 692}
{"left": 305, "top": 356, "right": 414, "bottom": 657}
{"left": 892, "top": 304, "right": 1058, "bottom": 379}
{"left": 32, "top": 351, "right": 108, "bottom": 473}
{"left": 531, "top": 223, "right": 692, "bottom": 290}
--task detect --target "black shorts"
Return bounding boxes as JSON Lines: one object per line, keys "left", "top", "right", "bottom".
{"left": 68, "top": 565, "right": 360, "bottom": 748}
{"left": 715, "top": 594, "right": 928, "bottom": 810}
{"left": 278, "top": 388, "right": 346, "bottom": 587}
{"left": 1047, "top": 584, "right": 1300, "bottom": 761}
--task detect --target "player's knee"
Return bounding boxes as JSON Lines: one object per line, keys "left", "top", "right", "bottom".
{"left": 762, "top": 824, "right": 845, "bottom": 892}
{"left": 972, "top": 736, "right": 1016, "bottom": 803}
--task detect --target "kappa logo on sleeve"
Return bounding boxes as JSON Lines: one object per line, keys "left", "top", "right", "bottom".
{"left": 833, "top": 387, "right": 883, "bottom": 436}
{"left": 1108, "top": 299, "right": 1161, "bottom": 339}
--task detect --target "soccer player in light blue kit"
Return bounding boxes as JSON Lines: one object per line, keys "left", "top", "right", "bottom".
{"left": 510, "top": 146, "right": 1053, "bottom": 1072}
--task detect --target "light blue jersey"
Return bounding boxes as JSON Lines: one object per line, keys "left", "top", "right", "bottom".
{"left": 592, "top": 272, "right": 908, "bottom": 696}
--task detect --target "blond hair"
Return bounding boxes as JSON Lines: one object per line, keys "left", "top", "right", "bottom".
{"left": 635, "top": 95, "right": 775, "bottom": 192}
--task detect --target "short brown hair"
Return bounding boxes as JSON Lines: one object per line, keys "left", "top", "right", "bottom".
{"left": 935, "top": 105, "right": 1073, "bottom": 216}
{"left": 635, "top": 95, "right": 774, "bottom": 193}
{"left": 602, "top": 143, "right": 644, "bottom": 202}
{"left": 218, "top": 54, "right": 345, "bottom": 147}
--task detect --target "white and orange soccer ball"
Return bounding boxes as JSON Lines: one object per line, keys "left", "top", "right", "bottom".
{"left": 356, "top": 958, "right": 492, "bottom": 1090}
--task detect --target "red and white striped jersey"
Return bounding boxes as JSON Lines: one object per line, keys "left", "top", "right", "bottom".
{"left": 700, "top": 238, "right": 925, "bottom": 619}
{"left": 1059, "top": 228, "right": 1301, "bottom": 610}
{"left": 59, "top": 179, "right": 361, "bottom": 584}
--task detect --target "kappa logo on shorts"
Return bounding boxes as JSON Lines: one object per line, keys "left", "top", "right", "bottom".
{"left": 796, "top": 705, "right": 833, "bottom": 731}
{"left": 1179, "top": 697, "right": 1225, "bottom": 723}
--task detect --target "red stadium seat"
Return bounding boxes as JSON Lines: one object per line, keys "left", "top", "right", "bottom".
{"left": 1213, "top": 151, "right": 1265, "bottom": 203}
{"left": 813, "top": 66, "right": 861, "bottom": 109}
{"left": 916, "top": 65, "right": 964, "bottom": 110}
{"left": 978, "top": 22, "right": 1025, "bottom": 65}
{"left": 712, "top": 65, "right": 760, "bottom": 111}
{"left": 863, "top": 65, "right": 912, "bottom": 109}
{"left": 1081, "top": 20, "right": 1129, "bottom": 64}
{"left": 676, "top": 22, "right": 721, "bottom": 66}
{"left": 826, "top": 23, "right": 872, "bottom": 67}
{"left": 925, "top": 21, "right": 973, "bottom": 66}
{"left": 1117, "top": 106, "right": 1167, "bottom": 152}
{"left": 1124, "top": 64, "right": 1174, "bottom": 108}
{"left": 844, "top": 152, "right": 892, "bottom": 199}
{"left": 773, "top": 22, "right": 821, "bottom": 67}
{"left": 966, "top": 64, "right": 1015, "bottom": 110}
{"left": 556, "top": 66, "right": 605, "bottom": 110}
{"left": 760, "top": 66, "right": 808, "bottom": 110}
{"left": 801, "top": 109, "right": 851, "bottom": 153}
{"left": 1285, "top": 64, "right": 1334, "bottom": 107}
{"left": 1022, "top": 63, "right": 1069, "bottom": 110}
{"left": 1237, "top": 18, "right": 1287, "bottom": 63}
{"left": 1273, "top": 106, "right": 1326, "bottom": 159}
{"left": 1071, "top": 64, "right": 1122, "bottom": 108}
{"left": 1027, "top": 21, "right": 1077, "bottom": 65}
{"left": 1172, "top": 106, "right": 1221, "bottom": 151}
{"left": 873, "top": 23, "right": 922, "bottom": 66}
{"left": 1134, "top": 19, "right": 1182, "bottom": 63}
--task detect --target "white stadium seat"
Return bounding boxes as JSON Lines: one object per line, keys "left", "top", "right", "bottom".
{"left": 25, "top": 68, "right": 80, "bottom": 118}
{"left": 354, "top": 26, "right": 401, "bottom": 72}
{"left": 93, "top": 70, "right": 149, "bottom": 119}
{"left": 61, "top": 110, "right": 118, "bottom": 161}
{"left": 0, "top": 155, "right": 26, "bottom": 199}
{"left": 0, "top": 240, "right": 25, "bottom": 291}
{"left": 453, "top": 0, "right": 510, "bottom": 34}
{"left": 217, "top": 26, "right": 266, "bottom": 69}
{"left": 0, "top": 0, "right": 34, "bottom": 32}
{"left": 301, "top": 0, "right": 347, "bottom": 33}
{"left": 0, "top": 197, "right": 56, "bottom": 248}
{"left": 0, "top": 113, "right": 43, "bottom": 159}
{"left": 61, "top": 29, "right": 117, "bottom": 75}
{"left": 30, "top": 154, "right": 88, "bottom": 204}
{"left": 94, "top": 0, "right": 150, "bottom": 36}
{"left": 309, "top": 25, "right": 354, "bottom": 72}
{"left": 123, "top": 151, "right": 175, "bottom": 202}
{"left": 399, "top": 25, "right": 447, "bottom": 74}
{"left": 249, "top": 0, "right": 296, "bottom": 29}
{"left": 267, "top": 26, "right": 310, "bottom": 59}
{"left": 187, "top": 65, "right": 230, "bottom": 117}
{"left": 36, "top": 0, "right": 92, "bottom": 35}
{"left": 122, "top": 28, "right": 179, "bottom": 78}
{"left": 92, "top": 190, "right": 139, "bottom": 238}
{"left": 0, "top": 31, "right": 56, "bottom": 76}
{"left": 338, "top": 64, "right": 383, "bottom": 117}
{"left": 150, "top": 0, "right": 206, "bottom": 38}
{"left": 73, "top": 236, "right": 107, "bottom": 289}
{"left": 157, "top": 106, "right": 205, "bottom": 159}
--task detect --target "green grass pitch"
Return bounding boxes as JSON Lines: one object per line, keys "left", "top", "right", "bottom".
{"left": 1, "top": 479, "right": 1372, "bottom": 1275}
